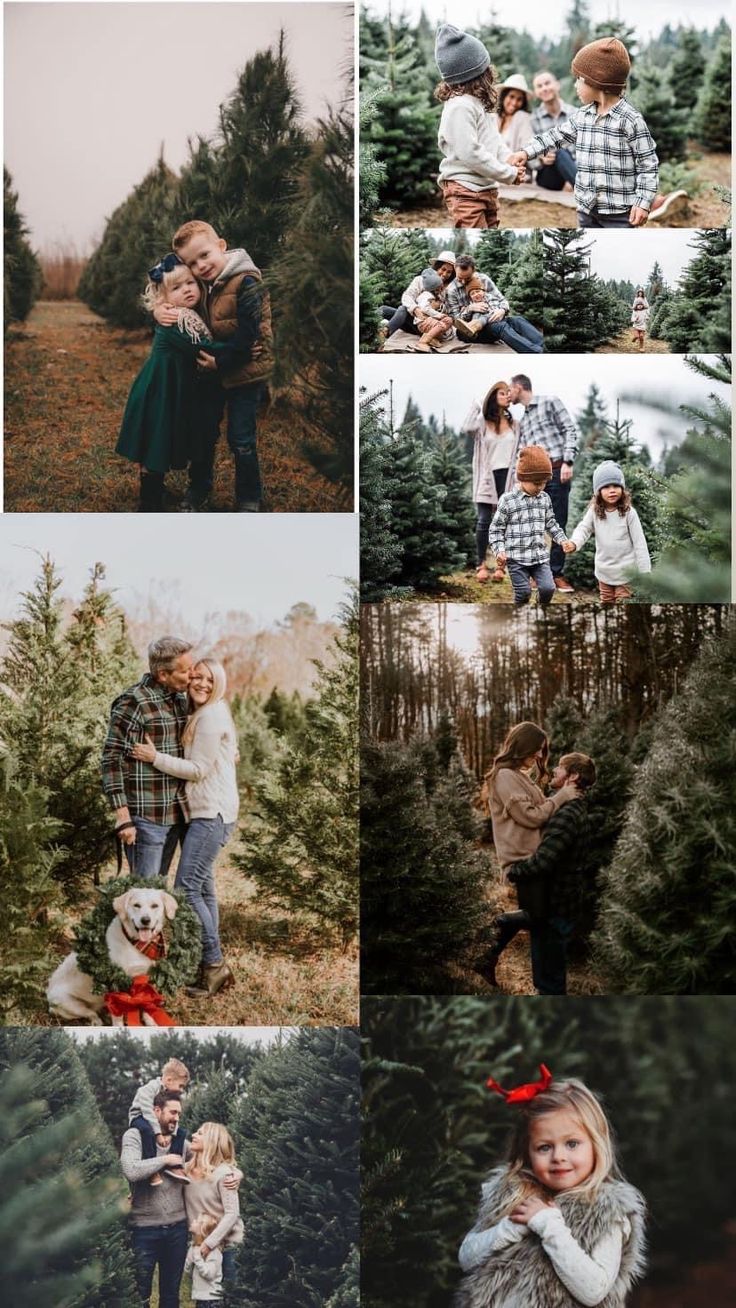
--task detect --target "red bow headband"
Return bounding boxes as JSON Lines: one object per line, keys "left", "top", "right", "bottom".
{"left": 486, "top": 1063, "right": 553, "bottom": 1103}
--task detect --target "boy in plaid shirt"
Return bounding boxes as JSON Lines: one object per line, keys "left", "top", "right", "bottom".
{"left": 510, "top": 37, "right": 661, "bottom": 229}
{"left": 489, "top": 444, "right": 574, "bottom": 606}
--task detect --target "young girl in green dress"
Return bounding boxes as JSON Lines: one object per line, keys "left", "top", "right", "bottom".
{"left": 116, "top": 253, "right": 227, "bottom": 511}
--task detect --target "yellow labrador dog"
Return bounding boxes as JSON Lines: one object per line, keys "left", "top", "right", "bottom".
{"left": 47, "top": 887, "right": 178, "bottom": 1024}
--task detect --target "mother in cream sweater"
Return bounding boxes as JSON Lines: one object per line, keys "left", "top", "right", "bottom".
{"left": 132, "top": 657, "right": 239, "bottom": 998}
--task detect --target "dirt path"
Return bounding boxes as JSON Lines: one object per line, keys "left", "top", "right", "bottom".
{"left": 4, "top": 300, "right": 348, "bottom": 513}
{"left": 411, "top": 571, "right": 598, "bottom": 605}
{"left": 594, "top": 329, "right": 671, "bottom": 355}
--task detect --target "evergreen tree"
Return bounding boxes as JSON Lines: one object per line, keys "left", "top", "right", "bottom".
{"left": 647, "top": 284, "right": 675, "bottom": 340}
{"left": 476, "top": 17, "right": 516, "bottom": 79}
{"left": 3, "top": 168, "right": 42, "bottom": 327}
{"left": 263, "top": 687, "right": 306, "bottom": 742}
{"left": 361, "top": 737, "right": 490, "bottom": 994}
{"left": 359, "top": 391, "right": 405, "bottom": 601}
{"left": 631, "top": 62, "right": 687, "bottom": 163}
{"left": 473, "top": 228, "right": 516, "bottom": 281}
{"left": 75, "top": 1030, "right": 155, "bottom": 1146}
{"left": 385, "top": 425, "right": 470, "bottom": 591}
{"left": 595, "top": 617, "right": 736, "bottom": 993}
{"left": 360, "top": 258, "right": 384, "bottom": 352}
{"left": 0, "top": 1029, "right": 138, "bottom": 1306}
{"left": 543, "top": 228, "right": 627, "bottom": 351}
{"left": 653, "top": 229, "right": 731, "bottom": 353}
{"left": 363, "top": 227, "right": 428, "bottom": 309}
{"left": 363, "top": 19, "right": 440, "bottom": 208}
{"left": 359, "top": 86, "right": 388, "bottom": 226}
{"left": 78, "top": 155, "right": 180, "bottom": 327}
{"left": 667, "top": 27, "right": 706, "bottom": 110}
{"left": 693, "top": 34, "right": 731, "bottom": 152}
{"left": 646, "top": 258, "right": 666, "bottom": 303}
{"left": 428, "top": 429, "right": 476, "bottom": 570}
{"left": 229, "top": 1028, "right": 359, "bottom": 1307}
{"left": 504, "top": 231, "right": 546, "bottom": 328}
{"left": 234, "top": 596, "right": 358, "bottom": 946}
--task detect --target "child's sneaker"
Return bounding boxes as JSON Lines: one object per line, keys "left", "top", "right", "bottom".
{"left": 476, "top": 564, "right": 491, "bottom": 582}
{"left": 150, "top": 1174, "right": 163, "bottom": 1187}
{"left": 647, "top": 191, "right": 688, "bottom": 223}
{"left": 163, "top": 1167, "right": 191, "bottom": 1183}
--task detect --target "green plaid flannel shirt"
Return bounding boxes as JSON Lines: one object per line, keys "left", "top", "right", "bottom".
{"left": 101, "top": 674, "right": 188, "bottom": 823}
{"left": 508, "top": 798, "right": 590, "bottom": 922}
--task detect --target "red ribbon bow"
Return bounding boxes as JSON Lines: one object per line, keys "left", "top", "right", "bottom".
{"left": 486, "top": 1063, "right": 553, "bottom": 1103}
{"left": 104, "top": 975, "right": 176, "bottom": 1026}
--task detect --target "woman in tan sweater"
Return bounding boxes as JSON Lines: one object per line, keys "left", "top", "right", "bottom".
{"left": 184, "top": 1121, "right": 244, "bottom": 1293}
{"left": 482, "top": 722, "right": 578, "bottom": 984}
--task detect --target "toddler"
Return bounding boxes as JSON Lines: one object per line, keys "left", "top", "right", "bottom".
{"left": 185, "top": 1214, "right": 224, "bottom": 1304}
{"left": 455, "top": 1069, "right": 646, "bottom": 1307}
{"left": 454, "top": 276, "right": 496, "bottom": 338}
{"left": 489, "top": 445, "right": 574, "bottom": 606}
{"left": 411, "top": 268, "right": 455, "bottom": 352}
{"left": 129, "top": 1057, "right": 191, "bottom": 1185}
{"left": 568, "top": 460, "right": 651, "bottom": 603}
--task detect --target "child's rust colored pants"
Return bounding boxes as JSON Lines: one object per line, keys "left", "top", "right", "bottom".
{"left": 598, "top": 581, "right": 633, "bottom": 604}
{"left": 442, "top": 180, "right": 499, "bottom": 228}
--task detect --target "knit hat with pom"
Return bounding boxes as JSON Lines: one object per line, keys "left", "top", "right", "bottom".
{"left": 517, "top": 444, "right": 552, "bottom": 483}
{"left": 571, "top": 37, "right": 631, "bottom": 92}
{"left": 435, "top": 23, "right": 491, "bottom": 85}
{"left": 593, "top": 460, "right": 625, "bottom": 493}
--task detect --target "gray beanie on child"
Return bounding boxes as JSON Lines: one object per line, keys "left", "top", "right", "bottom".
{"left": 421, "top": 267, "right": 442, "bottom": 292}
{"left": 593, "top": 460, "right": 625, "bottom": 493}
{"left": 435, "top": 23, "right": 491, "bottom": 85}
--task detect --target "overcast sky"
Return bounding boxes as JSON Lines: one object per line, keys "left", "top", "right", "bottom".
{"left": 578, "top": 228, "right": 709, "bottom": 285}
{"left": 360, "top": 355, "right": 730, "bottom": 463}
{"left": 5, "top": 2, "right": 352, "bottom": 248}
{"left": 366, "top": 0, "right": 729, "bottom": 43}
{"left": 0, "top": 514, "right": 357, "bottom": 628}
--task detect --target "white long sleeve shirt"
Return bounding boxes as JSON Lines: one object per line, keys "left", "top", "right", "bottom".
{"left": 184, "top": 1243, "right": 224, "bottom": 1301}
{"left": 438, "top": 96, "right": 519, "bottom": 191}
{"left": 459, "top": 1207, "right": 628, "bottom": 1307}
{"left": 152, "top": 700, "right": 239, "bottom": 822}
{"left": 571, "top": 505, "right": 651, "bottom": 586}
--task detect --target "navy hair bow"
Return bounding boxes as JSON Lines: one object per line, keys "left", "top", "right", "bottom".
{"left": 148, "top": 252, "right": 183, "bottom": 283}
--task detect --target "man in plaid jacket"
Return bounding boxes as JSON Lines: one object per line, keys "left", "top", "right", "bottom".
{"left": 507, "top": 752, "right": 596, "bottom": 995}
{"left": 101, "top": 636, "right": 193, "bottom": 878}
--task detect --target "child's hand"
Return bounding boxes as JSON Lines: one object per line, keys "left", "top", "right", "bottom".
{"left": 561, "top": 540, "right": 575, "bottom": 554}
{"left": 510, "top": 1196, "right": 554, "bottom": 1224}
{"left": 197, "top": 351, "right": 217, "bottom": 371}
{"left": 507, "top": 151, "right": 528, "bottom": 166}
{"left": 495, "top": 552, "right": 507, "bottom": 566}
{"left": 131, "top": 733, "right": 156, "bottom": 763}
{"left": 515, "top": 164, "right": 527, "bottom": 184}
{"left": 164, "top": 1154, "right": 184, "bottom": 1167}
{"left": 154, "top": 302, "right": 180, "bottom": 327}
{"left": 629, "top": 205, "right": 649, "bottom": 227}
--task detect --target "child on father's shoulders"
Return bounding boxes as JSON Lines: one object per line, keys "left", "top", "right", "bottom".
{"left": 128, "top": 1057, "right": 191, "bottom": 1186}
{"left": 489, "top": 445, "right": 574, "bottom": 606}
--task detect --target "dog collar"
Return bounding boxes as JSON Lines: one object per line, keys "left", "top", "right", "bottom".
{"left": 121, "top": 924, "right": 166, "bottom": 960}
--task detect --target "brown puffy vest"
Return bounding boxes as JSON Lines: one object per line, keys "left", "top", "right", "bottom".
{"left": 208, "top": 269, "right": 274, "bottom": 388}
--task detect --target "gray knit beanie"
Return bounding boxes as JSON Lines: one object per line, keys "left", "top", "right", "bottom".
{"left": 421, "top": 267, "right": 442, "bottom": 292}
{"left": 593, "top": 460, "right": 625, "bottom": 493}
{"left": 435, "top": 23, "right": 491, "bottom": 85}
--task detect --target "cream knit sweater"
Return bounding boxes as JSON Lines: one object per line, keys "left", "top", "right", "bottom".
{"left": 152, "top": 700, "right": 239, "bottom": 823}
{"left": 489, "top": 768, "right": 576, "bottom": 869}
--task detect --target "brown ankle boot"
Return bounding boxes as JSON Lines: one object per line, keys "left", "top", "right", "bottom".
{"left": 201, "top": 961, "right": 235, "bottom": 996}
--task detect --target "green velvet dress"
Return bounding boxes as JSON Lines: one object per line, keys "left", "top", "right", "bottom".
{"left": 116, "top": 321, "right": 227, "bottom": 474}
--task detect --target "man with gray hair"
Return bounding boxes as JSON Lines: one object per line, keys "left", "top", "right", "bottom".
{"left": 102, "top": 637, "right": 194, "bottom": 878}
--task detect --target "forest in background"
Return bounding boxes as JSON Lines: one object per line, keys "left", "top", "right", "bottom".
{"left": 0, "top": 1025, "right": 359, "bottom": 1307}
{"left": 359, "top": 6, "right": 731, "bottom": 225}
{"left": 360, "top": 227, "right": 731, "bottom": 356}
{"left": 362, "top": 996, "right": 736, "bottom": 1308}
{"left": 5, "top": 33, "right": 353, "bottom": 488}
{"left": 360, "top": 354, "right": 731, "bottom": 603}
{"left": 361, "top": 604, "right": 736, "bottom": 995}
{"left": 0, "top": 559, "right": 358, "bottom": 1025}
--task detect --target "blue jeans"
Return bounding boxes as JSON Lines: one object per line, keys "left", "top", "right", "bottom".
{"left": 536, "top": 148, "right": 577, "bottom": 190}
{"left": 125, "top": 818, "right": 183, "bottom": 880}
{"left": 545, "top": 466, "right": 571, "bottom": 578}
{"left": 578, "top": 207, "right": 632, "bottom": 228}
{"left": 131, "top": 1219, "right": 188, "bottom": 1308}
{"left": 506, "top": 559, "right": 555, "bottom": 606}
{"left": 190, "top": 381, "right": 266, "bottom": 504}
{"left": 479, "top": 315, "right": 543, "bottom": 354}
{"left": 475, "top": 478, "right": 507, "bottom": 566}
{"left": 175, "top": 816, "right": 235, "bottom": 965}
{"left": 530, "top": 916, "right": 574, "bottom": 994}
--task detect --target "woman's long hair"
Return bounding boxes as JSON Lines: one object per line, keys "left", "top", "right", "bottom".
{"left": 435, "top": 66, "right": 499, "bottom": 114}
{"left": 185, "top": 1121, "right": 238, "bottom": 1179}
{"left": 482, "top": 381, "right": 513, "bottom": 434}
{"left": 183, "top": 657, "right": 235, "bottom": 748}
{"left": 488, "top": 721, "right": 549, "bottom": 789}
{"left": 495, "top": 1079, "right": 622, "bottom": 1215}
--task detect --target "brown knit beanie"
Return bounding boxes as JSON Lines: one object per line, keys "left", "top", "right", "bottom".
{"left": 467, "top": 275, "right": 484, "bottom": 292}
{"left": 517, "top": 444, "right": 552, "bottom": 482}
{"left": 571, "top": 37, "right": 630, "bottom": 92}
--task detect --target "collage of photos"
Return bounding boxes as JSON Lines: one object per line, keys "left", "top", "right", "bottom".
{"left": 1, "top": 0, "right": 734, "bottom": 1306}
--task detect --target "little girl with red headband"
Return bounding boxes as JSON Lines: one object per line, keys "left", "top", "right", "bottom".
{"left": 455, "top": 1067, "right": 646, "bottom": 1308}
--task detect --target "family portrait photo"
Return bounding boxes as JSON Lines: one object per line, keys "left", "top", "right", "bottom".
{"left": 0, "top": 514, "right": 358, "bottom": 1029}
{"left": 0, "top": 1023, "right": 359, "bottom": 1307}
{"left": 360, "top": 352, "right": 731, "bottom": 604}
{"left": 360, "top": 0, "right": 731, "bottom": 231}
{"left": 4, "top": 2, "right": 354, "bottom": 513}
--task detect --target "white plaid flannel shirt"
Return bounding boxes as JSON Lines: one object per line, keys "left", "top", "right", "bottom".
{"left": 524, "top": 98, "right": 658, "bottom": 213}
{"left": 445, "top": 273, "right": 509, "bottom": 319}
{"left": 518, "top": 395, "right": 579, "bottom": 465}
{"left": 489, "top": 489, "right": 568, "bottom": 566}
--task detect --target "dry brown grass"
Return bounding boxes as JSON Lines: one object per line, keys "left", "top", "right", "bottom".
{"left": 404, "top": 570, "right": 598, "bottom": 605}
{"left": 4, "top": 300, "right": 350, "bottom": 513}
{"left": 594, "top": 329, "right": 671, "bottom": 355}
{"left": 39, "top": 243, "right": 88, "bottom": 299}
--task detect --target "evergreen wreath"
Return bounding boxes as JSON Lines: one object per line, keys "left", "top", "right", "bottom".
{"left": 74, "top": 876, "right": 202, "bottom": 998}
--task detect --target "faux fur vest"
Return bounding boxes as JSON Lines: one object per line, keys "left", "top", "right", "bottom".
{"left": 454, "top": 1169, "right": 646, "bottom": 1308}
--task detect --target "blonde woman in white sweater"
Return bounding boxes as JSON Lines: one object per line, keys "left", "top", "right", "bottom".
{"left": 132, "top": 658, "right": 238, "bottom": 996}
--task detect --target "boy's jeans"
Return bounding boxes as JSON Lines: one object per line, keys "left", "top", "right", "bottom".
{"left": 125, "top": 819, "right": 183, "bottom": 880}
{"left": 131, "top": 1219, "right": 188, "bottom": 1308}
{"left": 190, "top": 380, "right": 266, "bottom": 504}
{"left": 506, "top": 559, "right": 555, "bottom": 606}
{"left": 175, "top": 815, "right": 235, "bottom": 965}
{"left": 578, "top": 207, "right": 633, "bottom": 229}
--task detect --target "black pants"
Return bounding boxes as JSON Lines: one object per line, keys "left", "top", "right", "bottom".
{"left": 545, "top": 466, "right": 571, "bottom": 578}
{"left": 530, "top": 916, "right": 574, "bottom": 995}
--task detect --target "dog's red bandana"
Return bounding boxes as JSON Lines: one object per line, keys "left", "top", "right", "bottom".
{"left": 486, "top": 1063, "right": 553, "bottom": 1103}
{"left": 133, "top": 934, "right": 166, "bottom": 962}
{"left": 104, "top": 975, "right": 175, "bottom": 1026}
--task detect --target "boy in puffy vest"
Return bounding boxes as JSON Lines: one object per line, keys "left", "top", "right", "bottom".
{"left": 156, "top": 219, "right": 273, "bottom": 511}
